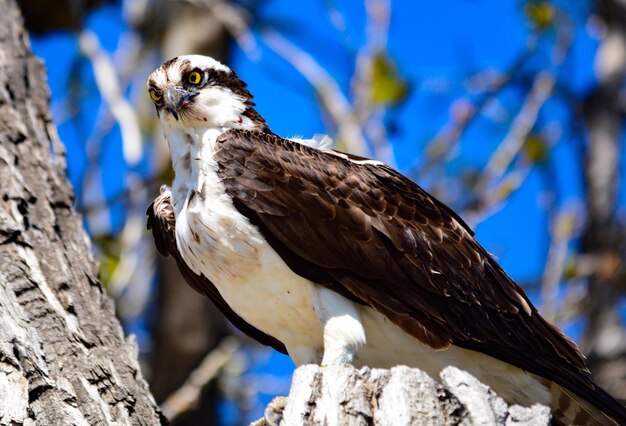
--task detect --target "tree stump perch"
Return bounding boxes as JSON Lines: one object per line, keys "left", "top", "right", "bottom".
{"left": 254, "top": 365, "right": 551, "bottom": 426}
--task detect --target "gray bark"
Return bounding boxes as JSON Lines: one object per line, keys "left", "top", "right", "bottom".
{"left": 0, "top": 0, "right": 162, "bottom": 423}
{"left": 254, "top": 365, "right": 550, "bottom": 426}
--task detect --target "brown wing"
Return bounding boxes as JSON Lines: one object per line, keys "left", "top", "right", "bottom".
{"left": 214, "top": 129, "right": 626, "bottom": 422}
{"left": 146, "top": 189, "right": 287, "bottom": 354}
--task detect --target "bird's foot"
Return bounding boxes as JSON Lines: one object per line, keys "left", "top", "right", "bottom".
{"left": 252, "top": 395, "right": 287, "bottom": 426}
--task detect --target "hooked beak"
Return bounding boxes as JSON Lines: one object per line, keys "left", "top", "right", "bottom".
{"left": 163, "top": 86, "right": 182, "bottom": 121}
{"left": 162, "top": 87, "right": 198, "bottom": 121}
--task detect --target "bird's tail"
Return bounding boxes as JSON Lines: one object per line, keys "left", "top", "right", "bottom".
{"left": 550, "top": 383, "right": 625, "bottom": 425}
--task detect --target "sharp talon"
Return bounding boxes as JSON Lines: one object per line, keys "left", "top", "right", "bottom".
{"left": 264, "top": 396, "right": 288, "bottom": 426}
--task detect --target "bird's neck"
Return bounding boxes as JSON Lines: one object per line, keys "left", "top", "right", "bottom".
{"left": 238, "top": 106, "right": 272, "bottom": 134}
{"left": 164, "top": 126, "right": 218, "bottom": 215}
{"left": 162, "top": 96, "right": 271, "bottom": 213}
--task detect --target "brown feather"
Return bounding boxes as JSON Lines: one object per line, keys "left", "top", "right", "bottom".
{"left": 211, "top": 129, "right": 626, "bottom": 424}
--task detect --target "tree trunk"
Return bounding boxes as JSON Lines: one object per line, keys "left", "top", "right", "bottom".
{"left": 0, "top": 0, "right": 162, "bottom": 423}
{"left": 254, "top": 365, "right": 550, "bottom": 426}
{"left": 581, "top": 0, "right": 626, "bottom": 400}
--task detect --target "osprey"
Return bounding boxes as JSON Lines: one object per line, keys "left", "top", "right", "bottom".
{"left": 147, "top": 55, "right": 626, "bottom": 425}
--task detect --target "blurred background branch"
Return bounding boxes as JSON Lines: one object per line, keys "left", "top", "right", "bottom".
{"left": 262, "top": 29, "right": 370, "bottom": 156}
{"left": 579, "top": 0, "right": 626, "bottom": 399}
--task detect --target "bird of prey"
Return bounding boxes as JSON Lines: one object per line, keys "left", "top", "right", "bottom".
{"left": 146, "top": 55, "right": 626, "bottom": 425}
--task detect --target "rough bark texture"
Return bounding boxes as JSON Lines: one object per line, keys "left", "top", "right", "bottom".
{"left": 0, "top": 0, "right": 162, "bottom": 423}
{"left": 254, "top": 365, "right": 551, "bottom": 426}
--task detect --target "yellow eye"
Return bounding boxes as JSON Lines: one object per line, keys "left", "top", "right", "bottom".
{"left": 187, "top": 71, "right": 202, "bottom": 85}
{"left": 149, "top": 89, "right": 162, "bottom": 102}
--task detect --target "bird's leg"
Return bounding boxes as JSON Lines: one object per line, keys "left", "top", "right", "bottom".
{"left": 313, "top": 287, "right": 366, "bottom": 367}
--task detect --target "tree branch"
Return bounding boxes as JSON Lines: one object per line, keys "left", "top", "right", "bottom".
{"left": 253, "top": 365, "right": 550, "bottom": 425}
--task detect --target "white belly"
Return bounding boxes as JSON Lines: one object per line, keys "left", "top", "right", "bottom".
{"left": 175, "top": 189, "right": 325, "bottom": 360}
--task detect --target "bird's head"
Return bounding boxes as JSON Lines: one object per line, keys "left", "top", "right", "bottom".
{"left": 147, "top": 55, "right": 269, "bottom": 131}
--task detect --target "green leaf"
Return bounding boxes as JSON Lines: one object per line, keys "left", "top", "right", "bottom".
{"left": 524, "top": 134, "right": 549, "bottom": 164}
{"left": 563, "top": 257, "right": 578, "bottom": 280}
{"left": 370, "top": 51, "right": 409, "bottom": 107}
{"left": 94, "top": 234, "right": 119, "bottom": 289}
{"left": 99, "top": 251, "right": 120, "bottom": 289}
{"left": 524, "top": 2, "right": 555, "bottom": 29}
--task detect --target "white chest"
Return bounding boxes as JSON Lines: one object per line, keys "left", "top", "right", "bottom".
{"left": 164, "top": 126, "right": 324, "bottom": 352}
